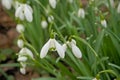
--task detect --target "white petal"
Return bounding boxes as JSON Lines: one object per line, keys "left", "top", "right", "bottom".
{"left": 117, "top": 3, "right": 120, "bottom": 13}
{"left": 62, "top": 44, "right": 67, "bottom": 53}
{"left": 19, "top": 47, "right": 33, "bottom": 58}
{"left": 25, "top": 48, "right": 34, "bottom": 58}
{"left": 1, "top": 0, "right": 12, "bottom": 10}
{"left": 55, "top": 40, "right": 65, "bottom": 58}
{"left": 17, "top": 39, "right": 24, "bottom": 48}
{"left": 101, "top": 19, "right": 107, "bottom": 28}
{"left": 19, "top": 11, "right": 25, "bottom": 21}
{"left": 40, "top": 39, "right": 51, "bottom": 58}
{"left": 68, "top": 39, "right": 76, "bottom": 48}
{"left": 49, "top": 0, "right": 57, "bottom": 9}
{"left": 71, "top": 39, "right": 76, "bottom": 45}
{"left": 15, "top": 5, "right": 23, "bottom": 18}
{"left": 25, "top": 4, "right": 33, "bottom": 13}
{"left": 18, "top": 56, "right": 27, "bottom": 62}
{"left": 78, "top": 8, "right": 85, "bottom": 19}
{"left": 49, "top": 39, "right": 55, "bottom": 48}
{"left": 20, "top": 68, "right": 26, "bottom": 74}
{"left": 24, "top": 5, "right": 33, "bottom": 22}
{"left": 71, "top": 44, "right": 82, "bottom": 58}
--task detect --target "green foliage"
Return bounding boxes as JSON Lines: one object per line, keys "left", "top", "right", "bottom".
{"left": 1, "top": 0, "right": 120, "bottom": 80}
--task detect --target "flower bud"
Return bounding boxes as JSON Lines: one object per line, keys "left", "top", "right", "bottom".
{"left": 16, "top": 24, "right": 25, "bottom": 33}
{"left": 17, "top": 39, "right": 24, "bottom": 48}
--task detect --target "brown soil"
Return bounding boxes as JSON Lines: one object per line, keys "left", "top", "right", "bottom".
{"left": 0, "top": 4, "right": 40, "bottom": 80}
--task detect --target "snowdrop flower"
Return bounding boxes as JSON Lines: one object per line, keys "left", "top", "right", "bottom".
{"left": 20, "top": 67, "right": 26, "bottom": 74}
{"left": 48, "top": 15, "right": 54, "bottom": 23}
{"left": 17, "top": 47, "right": 33, "bottom": 63}
{"left": 18, "top": 47, "right": 33, "bottom": 74}
{"left": 101, "top": 19, "right": 107, "bottom": 28}
{"left": 17, "top": 39, "right": 24, "bottom": 48}
{"left": 1, "top": 0, "right": 13, "bottom": 10}
{"left": 69, "top": 39, "right": 82, "bottom": 58}
{"left": 117, "top": 2, "right": 120, "bottom": 13}
{"left": 40, "top": 38, "right": 65, "bottom": 58}
{"left": 41, "top": 20, "right": 48, "bottom": 29}
{"left": 78, "top": 8, "right": 85, "bottom": 19}
{"left": 49, "top": 0, "right": 57, "bottom": 9}
{"left": 18, "top": 47, "right": 34, "bottom": 59}
{"left": 16, "top": 24, "right": 25, "bottom": 33}
{"left": 63, "top": 39, "right": 82, "bottom": 58}
{"left": 15, "top": 4, "right": 33, "bottom": 22}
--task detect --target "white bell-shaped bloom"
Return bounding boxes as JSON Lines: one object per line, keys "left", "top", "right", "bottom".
{"left": 117, "top": 2, "right": 120, "bottom": 13}
{"left": 17, "top": 39, "right": 24, "bottom": 48}
{"left": 1, "top": 0, "right": 13, "bottom": 10}
{"left": 49, "top": 0, "right": 57, "bottom": 9}
{"left": 40, "top": 38, "right": 65, "bottom": 58}
{"left": 18, "top": 47, "right": 33, "bottom": 74}
{"left": 48, "top": 15, "right": 54, "bottom": 23}
{"left": 62, "top": 39, "right": 82, "bottom": 58}
{"left": 15, "top": 4, "right": 33, "bottom": 22}
{"left": 19, "top": 47, "right": 34, "bottom": 59}
{"left": 69, "top": 39, "right": 82, "bottom": 58}
{"left": 41, "top": 20, "right": 48, "bottom": 29}
{"left": 20, "top": 67, "right": 26, "bottom": 74}
{"left": 16, "top": 24, "right": 25, "bottom": 33}
{"left": 101, "top": 19, "right": 107, "bottom": 28}
{"left": 78, "top": 8, "right": 85, "bottom": 19}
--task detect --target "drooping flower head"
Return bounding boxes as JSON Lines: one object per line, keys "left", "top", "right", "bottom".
{"left": 17, "top": 47, "right": 34, "bottom": 74}
{"left": 40, "top": 38, "right": 65, "bottom": 58}
{"left": 78, "top": 8, "right": 85, "bottom": 19}
{"left": 62, "top": 39, "right": 82, "bottom": 58}
{"left": 101, "top": 19, "right": 107, "bottom": 28}
{"left": 15, "top": 3, "right": 33, "bottom": 22}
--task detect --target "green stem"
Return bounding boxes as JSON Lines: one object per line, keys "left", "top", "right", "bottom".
{"left": 24, "top": 42, "right": 39, "bottom": 57}
{"left": 97, "top": 70, "right": 118, "bottom": 78}
{"left": 34, "top": 0, "right": 47, "bottom": 11}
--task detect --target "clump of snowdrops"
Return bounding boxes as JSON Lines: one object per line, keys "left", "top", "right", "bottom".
{"left": 1, "top": 0, "right": 120, "bottom": 80}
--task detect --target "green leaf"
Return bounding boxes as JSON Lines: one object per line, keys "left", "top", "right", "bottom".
{"left": 32, "top": 77, "right": 57, "bottom": 80}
